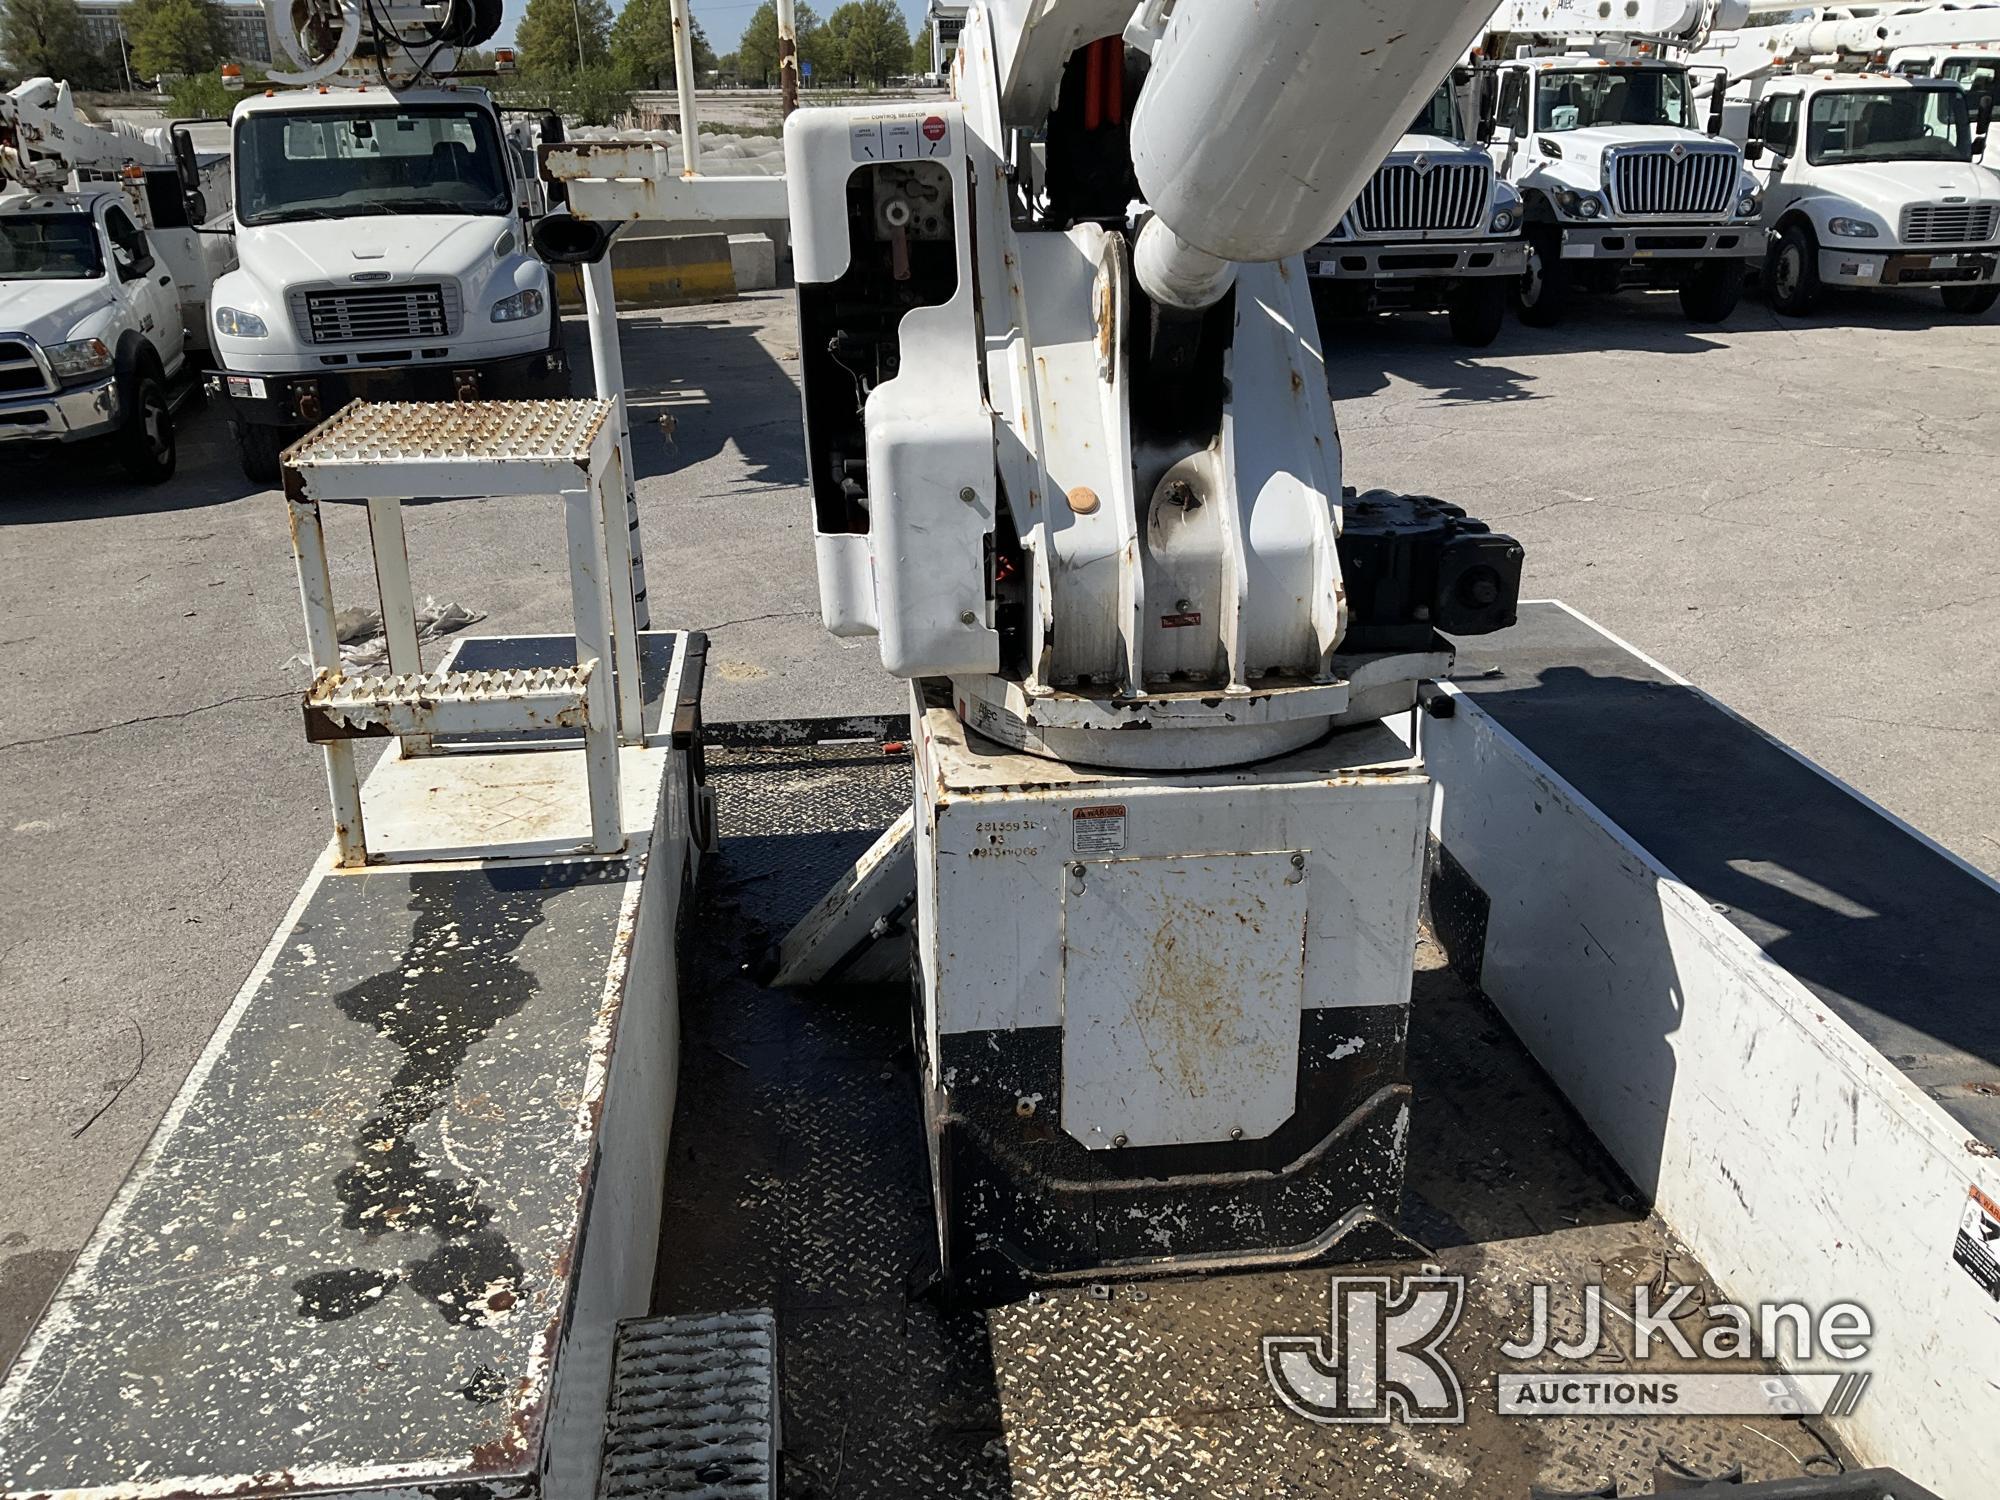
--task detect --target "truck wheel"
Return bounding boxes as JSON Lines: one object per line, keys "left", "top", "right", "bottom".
{"left": 1941, "top": 284, "right": 2000, "bottom": 316}
{"left": 1767, "top": 224, "right": 1821, "bottom": 315}
{"left": 235, "top": 422, "right": 287, "bottom": 486}
{"left": 1515, "top": 225, "right": 1569, "bottom": 328}
{"left": 1678, "top": 258, "right": 1743, "bottom": 323}
{"left": 117, "top": 370, "right": 176, "bottom": 484}
{"left": 1447, "top": 279, "right": 1508, "bottom": 347}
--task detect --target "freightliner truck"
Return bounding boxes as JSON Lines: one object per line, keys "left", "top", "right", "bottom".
{"left": 208, "top": 83, "right": 567, "bottom": 481}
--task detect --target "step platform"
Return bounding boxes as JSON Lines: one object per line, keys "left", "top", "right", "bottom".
{"left": 1423, "top": 601, "right": 2000, "bottom": 1500}
{"left": 0, "top": 631, "right": 706, "bottom": 1500}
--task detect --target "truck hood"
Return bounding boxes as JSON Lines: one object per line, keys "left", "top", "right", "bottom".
{"left": 1812, "top": 160, "right": 2000, "bottom": 219}
{"left": 1389, "top": 132, "right": 1485, "bottom": 165}
{"left": 0, "top": 278, "right": 115, "bottom": 346}
{"left": 237, "top": 212, "right": 511, "bottom": 287}
{"left": 1563, "top": 125, "right": 1733, "bottom": 153}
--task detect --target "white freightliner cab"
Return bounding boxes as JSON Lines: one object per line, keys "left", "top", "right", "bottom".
{"left": 1479, "top": 47, "right": 1766, "bottom": 324}
{"left": 1307, "top": 76, "right": 1526, "bottom": 347}
{"left": 208, "top": 84, "right": 565, "bottom": 481}
{"left": 1737, "top": 69, "right": 2000, "bottom": 315}
{"left": 1891, "top": 44, "right": 2000, "bottom": 168}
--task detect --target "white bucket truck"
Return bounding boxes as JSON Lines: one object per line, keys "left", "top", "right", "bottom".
{"left": 0, "top": 79, "right": 232, "bottom": 481}
{"left": 207, "top": 0, "right": 566, "bottom": 480}
{"left": 1686, "top": 6, "right": 2000, "bottom": 314}
{"left": 1475, "top": 0, "right": 1765, "bottom": 324}
{"left": 1307, "top": 75, "right": 1527, "bottom": 347}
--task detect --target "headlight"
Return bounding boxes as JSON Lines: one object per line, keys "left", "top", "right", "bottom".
{"left": 491, "top": 287, "right": 546, "bottom": 323}
{"left": 1490, "top": 207, "right": 1517, "bottom": 233}
{"left": 214, "top": 306, "right": 268, "bottom": 338}
{"left": 1736, "top": 193, "right": 1761, "bottom": 218}
{"left": 45, "top": 337, "right": 113, "bottom": 385}
{"left": 1577, "top": 196, "right": 1603, "bottom": 220}
{"left": 1827, "top": 216, "right": 1879, "bottom": 238}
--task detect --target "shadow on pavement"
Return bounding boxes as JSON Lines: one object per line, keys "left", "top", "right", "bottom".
{"left": 6, "top": 400, "right": 268, "bottom": 523}
{"left": 614, "top": 308, "right": 807, "bottom": 490}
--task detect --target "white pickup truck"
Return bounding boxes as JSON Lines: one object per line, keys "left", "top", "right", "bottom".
{"left": 0, "top": 82, "right": 231, "bottom": 482}
{"left": 1739, "top": 71, "right": 2000, "bottom": 316}
{"left": 207, "top": 84, "right": 566, "bottom": 481}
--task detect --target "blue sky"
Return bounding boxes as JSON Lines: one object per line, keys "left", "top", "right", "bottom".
{"left": 498, "top": 0, "right": 931, "bottom": 53}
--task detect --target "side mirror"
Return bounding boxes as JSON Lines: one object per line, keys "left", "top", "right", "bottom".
{"left": 1744, "top": 139, "right": 1765, "bottom": 162}
{"left": 1478, "top": 84, "right": 1499, "bottom": 144}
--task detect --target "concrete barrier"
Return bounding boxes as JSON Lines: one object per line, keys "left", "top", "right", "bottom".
{"left": 553, "top": 231, "right": 737, "bottom": 311}
{"left": 728, "top": 233, "right": 778, "bottom": 291}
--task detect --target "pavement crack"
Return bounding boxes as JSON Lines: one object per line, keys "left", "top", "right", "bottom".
{"left": 0, "top": 690, "right": 295, "bottom": 754}
{"left": 701, "top": 609, "right": 813, "bottom": 633}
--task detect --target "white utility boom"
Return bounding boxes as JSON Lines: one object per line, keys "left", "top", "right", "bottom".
{"left": 775, "top": 0, "right": 1529, "bottom": 1297}
{"left": 1693, "top": 1, "right": 2000, "bottom": 84}
{"left": 0, "top": 77, "right": 175, "bottom": 189}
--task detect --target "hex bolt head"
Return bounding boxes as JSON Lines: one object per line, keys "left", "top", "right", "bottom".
{"left": 960, "top": 610, "right": 978, "bottom": 625}
{"left": 1072, "top": 863, "right": 1086, "bottom": 878}
{"left": 1112, "top": 1132, "right": 1129, "bottom": 1147}
{"left": 1230, "top": 1126, "right": 1244, "bottom": 1140}
{"left": 1291, "top": 852, "right": 1306, "bottom": 869}
{"left": 959, "top": 486, "right": 980, "bottom": 505}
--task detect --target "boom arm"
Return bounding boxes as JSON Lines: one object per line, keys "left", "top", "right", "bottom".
{"left": 1, "top": 79, "right": 173, "bottom": 192}
{"left": 1690, "top": 4, "right": 2000, "bottom": 86}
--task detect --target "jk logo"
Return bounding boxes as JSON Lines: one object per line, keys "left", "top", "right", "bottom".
{"left": 1264, "top": 1274, "right": 1467, "bottom": 1425}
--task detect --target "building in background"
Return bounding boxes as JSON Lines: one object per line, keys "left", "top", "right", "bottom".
{"left": 75, "top": 0, "right": 273, "bottom": 71}
{"left": 926, "top": 0, "right": 966, "bottom": 74}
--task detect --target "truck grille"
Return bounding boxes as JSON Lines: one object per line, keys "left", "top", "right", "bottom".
{"left": 1354, "top": 161, "right": 1488, "bottom": 233}
{"left": 1901, "top": 204, "right": 1999, "bottom": 245}
{"left": 290, "top": 283, "right": 461, "bottom": 344}
{"left": 1605, "top": 147, "right": 1737, "bottom": 218}
{"left": 0, "top": 339, "right": 51, "bottom": 396}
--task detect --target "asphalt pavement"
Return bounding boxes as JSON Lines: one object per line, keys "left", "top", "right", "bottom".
{"left": 2, "top": 283, "right": 1996, "bottom": 1373}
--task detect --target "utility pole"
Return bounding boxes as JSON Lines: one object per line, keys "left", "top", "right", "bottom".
{"left": 571, "top": 0, "right": 587, "bottom": 71}
{"left": 778, "top": 0, "right": 799, "bottom": 115}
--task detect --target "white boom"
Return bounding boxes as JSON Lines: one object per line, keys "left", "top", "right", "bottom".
{"left": 0, "top": 78, "right": 174, "bottom": 192}
{"left": 1690, "top": 3, "right": 2000, "bottom": 84}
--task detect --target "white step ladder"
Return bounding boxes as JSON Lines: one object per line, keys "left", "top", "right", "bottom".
{"left": 282, "top": 399, "right": 645, "bottom": 866}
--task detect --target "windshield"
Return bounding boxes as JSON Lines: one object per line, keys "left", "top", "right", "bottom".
{"left": 1410, "top": 81, "right": 1460, "bottom": 139}
{"left": 1807, "top": 87, "right": 1972, "bottom": 164}
{"left": 1941, "top": 56, "right": 2000, "bottom": 102}
{"left": 234, "top": 104, "right": 513, "bottom": 226}
{"left": 0, "top": 214, "right": 104, "bottom": 280}
{"left": 1536, "top": 67, "right": 1693, "bottom": 132}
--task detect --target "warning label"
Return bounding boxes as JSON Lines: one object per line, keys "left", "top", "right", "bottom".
{"left": 849, "top": 112, "right": 951, "bottom": 161}
{"left": 1953, "top": 1184, "right": 2000, "bottom": 1299}
{"left": 1072, "top": 804, "right": 1127, "bottom": 855}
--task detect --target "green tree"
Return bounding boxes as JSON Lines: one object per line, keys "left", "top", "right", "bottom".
{"left": 1, "top": 0, "right": 96, "bottom": 81}
{"left": 515, "top": 0, "right": 613, "bottom": 77}
{"left": 608, "top": 0, "right": 713, "bottom": 91}
{"left": 126, "top": 0, "right": 222, "bottom": 78}
{"left": 823, "top": 0, "right": 905, "bottom": 86}
{"left": 909, "top": 20, "right": 933, "bottom": 77}
{"left": 737, "top": 0, "right": 822, "bottom": 87}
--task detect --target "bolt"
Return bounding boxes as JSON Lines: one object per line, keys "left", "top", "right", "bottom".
{"left": 1072, "top": 863, "right": 1086, "bottom": 878}
{"left": 960, "top": 610, "right": 978, "bottom": 625}
{"left": 1291, "top": 852, "right": 1306, "bottom": 869}
{"left": 959, "top": 486, "right": 978, "bottom": 504}
{"left": 1230, "top": 1126, "right": 1244, "bottom": 1140}
{"left": 1112, "top": 1132, "right": 1128, "bottom": 1147}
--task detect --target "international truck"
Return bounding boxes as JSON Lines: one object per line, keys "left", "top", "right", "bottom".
{"left": 1474, "top": 42, "right": 1766, "bottom": 324}
{"left": 1307, "top": 76, "right": 1526, "bottom": 347}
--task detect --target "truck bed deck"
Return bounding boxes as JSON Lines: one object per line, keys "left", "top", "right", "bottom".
{"left": 664, "top": 732, "right": 1859, "bottom": 1498}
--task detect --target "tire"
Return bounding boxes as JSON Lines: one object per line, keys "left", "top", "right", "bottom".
{"left": 1678, "top": 258, "right": 1743, "bottom": 323}
{"left": 1447, "top": 279, "right": 1508, "bottom": 347}
{"left": 1767, "top": 222, "right": 1821, "bottom": 315}
{"left": 1515, "top": 224, "right": 1570, "bottom": 327}
{"left": 116, "top": 369, "right": 176, "bottom": 483}
{"left": 1941, "top": 283, "right": 2000, "bottom": 316}
{"left": 235, "top": 421, "right": 286, "bottom": 485}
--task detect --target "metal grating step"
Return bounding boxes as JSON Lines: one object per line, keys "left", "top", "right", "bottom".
{"left": 302, "top": 663, "right": 597, "bottom": 741}
{"left": 285, "top": 398, "right": 614, "bottom": 468}
{"left": 599, "top": 1310, "right": 779, "bottom": 1500}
